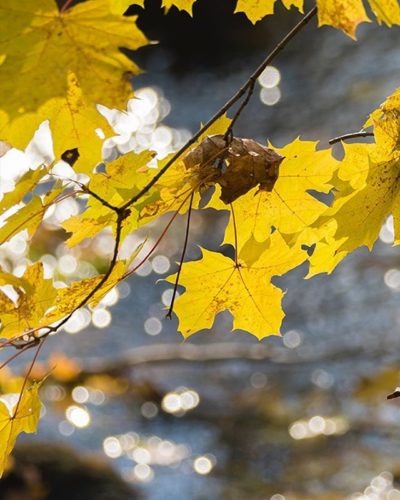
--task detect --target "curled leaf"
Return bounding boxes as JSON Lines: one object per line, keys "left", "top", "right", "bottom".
{"left": 183, "top": 134, "right": 284, "bottom": 204}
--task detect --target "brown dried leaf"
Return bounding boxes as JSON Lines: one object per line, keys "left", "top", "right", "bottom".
{"left": 183, "top": 134, "right": 283, "bottom": 204}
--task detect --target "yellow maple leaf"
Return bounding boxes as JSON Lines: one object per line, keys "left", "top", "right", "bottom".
{"left": 0, "top": 269, "right": 33, "bottom": 294}
{"left": 309, "top": 143, "right": 400, "bottom": 275}
{"left": 0, "top": 383, "right": 41, "bottom": 477}
{"left": 368, "top": 0, "right": 400, "bottom": 26}
{"left": 367, "top": 87, "right": 400, "bottom": 160}
{"left": 2, "top": 73, "right": 111, "bottom": 174}
{"left": 0, "top": 167, "right": 48, "bottom": 215}
{"left": 316, "top": 0, "right": 370, "bottom": 37}
{"left": 109, "top": 0, "right": 143, "bottom": 14}
{"left": 235, "top": 0, "right": 303, "bottom": 24}
{"left": 210, "top": 139, "right": 339, "bottom": 254}
{"left": 63, "top": 150, "right": 155, "bottom": 246}
{"left": 44, "top": 259, "right": 135, "bottom": 325}
{"left": 89, "top": 149, "right": 156, "bottom": 201}
{"left": 0, "top": 262, "right": 57, "bottom": 339}
{"left": 0, "top": 0, "right": 148, "bottom": 118}
{"left": 317, "top": 0, "right": 400, "bottom": 38}
{"left": 63, "top": 201, "right": 142, "bottom": 247}
{"left": 166, "top": 231, "right": 306, "bottom": 339}
{"left": 0, "top": 186, "right": 63, "bottom": 247}
{"left": 162, "top": 0, "right": 196, "bottom": 14}
{"left": 234, "top": 0, "right": 400, "bottom": 35}
{"left": 310, "top": 88, "right": 400, "bottom": 276}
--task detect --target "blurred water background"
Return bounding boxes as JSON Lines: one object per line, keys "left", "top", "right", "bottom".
{"left": 2, "top": 0, "right": 400, "bottom": 498}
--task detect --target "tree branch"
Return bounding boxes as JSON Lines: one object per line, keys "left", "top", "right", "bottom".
{"left": 121, "top": 6, "right": 318, "bottom": 211}
{"left": 329, "top": 131, "right": 374, "bottom": 145}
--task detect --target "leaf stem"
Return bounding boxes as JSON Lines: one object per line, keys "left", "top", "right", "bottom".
{"left": 230, "top": 203, "right": 239, "bottom": 266}
{"left": 11, "top": 339, "right": 44, "bottom": 420}
{"left": 166, "top": 192, "right": 194, "bottom": 319}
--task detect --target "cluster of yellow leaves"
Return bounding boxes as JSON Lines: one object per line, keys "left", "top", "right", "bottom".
{"left": 0, "top": 0, "right": 148, "bottom": 172}
{"left": 0, "top": 259, "right": 134, "bottom": 340}
{"left": 123, "top": 0, "right": 400, "bottom": 37}
{"left": 158, "top": 89, "right": 400, "bottom": 339}
{"left": 2, "top": 0, "right": 400, "bottom": 480}
{"left": 63, "top": 149, "right": 156, "bottom": 246}
{"left": 309, "top": 89, "right": 400, "bottom": 276}
{"left": 162, "top": 137, "right": 340, "bottom": 339}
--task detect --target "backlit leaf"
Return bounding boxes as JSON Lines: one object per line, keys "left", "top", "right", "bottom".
{"left": 210, "top": 139, "right": 339, "bottom": 255}
{"left": 166, "top": 231, "right": 306, "bottom": 339}
{"left": 2, "top": 73, "right": 111, "bottom": 174}
{"left": 0, "top": 0, "right": 148, "bottom": 117}
{"left": 0, "top": 383, "right": 42, "bottom": 477}
{"left": 235, "top": 0, "right": 303, "bottom": 24}
{"left": 63, "top": 150, "right": 155, "bottom": 246}
{"left": 0, "top": 262, "right": 57, "bottom": 338}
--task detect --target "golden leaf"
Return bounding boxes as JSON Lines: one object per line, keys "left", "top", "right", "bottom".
{"left": 3, "top": 73, "right": 111, "bottom": 174}
{"left": 166, "top": 231, "right": 306, "bottom": 339}
{"left": 0, "top": 383, "right": 42, "bottom": 477}
{"left": 0, "top": 0, "right": 148, "bottom": 117}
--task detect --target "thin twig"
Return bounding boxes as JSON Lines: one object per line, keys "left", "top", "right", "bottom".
{"left": 11, "top": 339, "right": 44, "bottom": 419}
{"left": 53, "top": 211, "right": 125, "bottom": 332}
{"left": 123, "top": 190, "right": 194, "bottom": 279}
{"left": 166, "top": 192, "right": 194, "bottom": 319}
{"left": 60, "top": 0, "right": 74, "bottom": 13}
{"left": 223, "top": 80, "right": 255, "bottom": 142}
{"left": 80, "top": 184, "right": 120, "bottom": 213}
{"left": 329, "top": 131, "right": 374, "bottom": 145}
{"left": 0, "top": 344, "right": 33, "bottom": 371}
{"left": 230, "top": 203, "right": 239, "bottom": 266}
{"left": 120, "top": 6, "right": 318, "bottom": 212}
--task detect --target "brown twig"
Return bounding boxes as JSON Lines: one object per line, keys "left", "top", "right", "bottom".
{"left": 0, "top": 343, "right": 34, "bottom": 371}
{"left": 79, "top": 184, "right": 120, "bottom": 212}
{"left": 166, "top": 192, "right": 194, "bottom": 319}
{"left": 329, "top": 131, "right": 375, "bottom": 145}
{"left": 53, "top": 210, "right": 126, "bottom": 332}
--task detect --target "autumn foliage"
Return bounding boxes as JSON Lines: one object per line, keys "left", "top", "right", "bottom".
{"left": 0, "top": 0, "right": 400, "bottom": 477}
